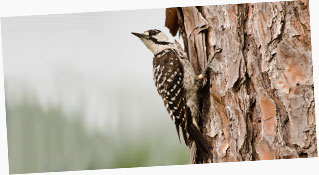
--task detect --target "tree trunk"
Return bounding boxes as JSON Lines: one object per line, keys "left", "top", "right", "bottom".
{"left": 165, "top": 0, "right": 316, "bottom": 163}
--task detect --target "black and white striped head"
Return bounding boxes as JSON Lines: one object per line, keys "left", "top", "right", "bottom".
{"left": 132, "top": 29, "right": 174, "bottom": 54}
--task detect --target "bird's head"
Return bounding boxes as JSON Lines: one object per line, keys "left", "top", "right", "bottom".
{"left": 132, "top": 29, "right": 174, "bottom": 54}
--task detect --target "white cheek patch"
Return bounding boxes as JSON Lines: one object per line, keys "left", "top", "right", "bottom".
{"left": 154, "top": 32, "right": 169, "bottom": 42}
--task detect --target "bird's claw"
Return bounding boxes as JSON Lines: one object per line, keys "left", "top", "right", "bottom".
{"left": 198, "top": 74, "right": 205, "bottom": 80}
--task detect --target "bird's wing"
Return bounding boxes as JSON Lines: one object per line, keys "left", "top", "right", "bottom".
{"left": 153, "top": 49, "right": 188, "bottom": 144}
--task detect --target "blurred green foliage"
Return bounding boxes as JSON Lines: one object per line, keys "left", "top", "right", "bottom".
{"left": 6, "top": 95, "right": 190, "bottom": 174}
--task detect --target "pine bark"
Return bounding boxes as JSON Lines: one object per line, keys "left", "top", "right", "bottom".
{"left": 165, "top": 0, "right": 316, "bottom": 163}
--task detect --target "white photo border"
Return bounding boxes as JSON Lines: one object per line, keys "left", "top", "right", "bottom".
{"left": 0, "top": 0, "right": 318, "bottom": 175}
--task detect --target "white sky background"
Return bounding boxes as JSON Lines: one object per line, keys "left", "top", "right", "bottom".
{"left": 1, "top": 8, "right": 180, "bottom": 134}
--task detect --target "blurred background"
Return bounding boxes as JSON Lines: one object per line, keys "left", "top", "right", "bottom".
{"left": 1, "top": 8, "right": 189, "bottom": 174}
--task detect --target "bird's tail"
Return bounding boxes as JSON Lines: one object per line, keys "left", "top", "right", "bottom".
{"left": 188, "top": 122, "right": 213, "bottom": 163}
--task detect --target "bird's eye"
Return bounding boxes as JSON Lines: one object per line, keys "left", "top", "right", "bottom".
{"left": 149, "top": 31, "right": 155, "bottom": 35}
{"left": 149, "top": 29, "right": 160, "bottom": 36}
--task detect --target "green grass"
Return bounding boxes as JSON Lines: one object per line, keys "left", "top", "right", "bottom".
{"left": 6, "top": 95, "right": 190, "bottom": 174}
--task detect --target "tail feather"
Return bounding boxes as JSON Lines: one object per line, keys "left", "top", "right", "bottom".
{"left": 184, "top": 106, "right": 213, "bottom": 163}
{"left": 188, "top": 123, "right": 213, "bottom": 163}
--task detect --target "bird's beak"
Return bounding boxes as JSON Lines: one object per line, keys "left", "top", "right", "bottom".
{"left": 131, "top": 32, "right": 146, "bottom": 38}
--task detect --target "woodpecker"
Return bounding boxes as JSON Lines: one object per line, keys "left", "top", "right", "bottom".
{"left": 132, "top": 29, "right": 213, "bottom": 163}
